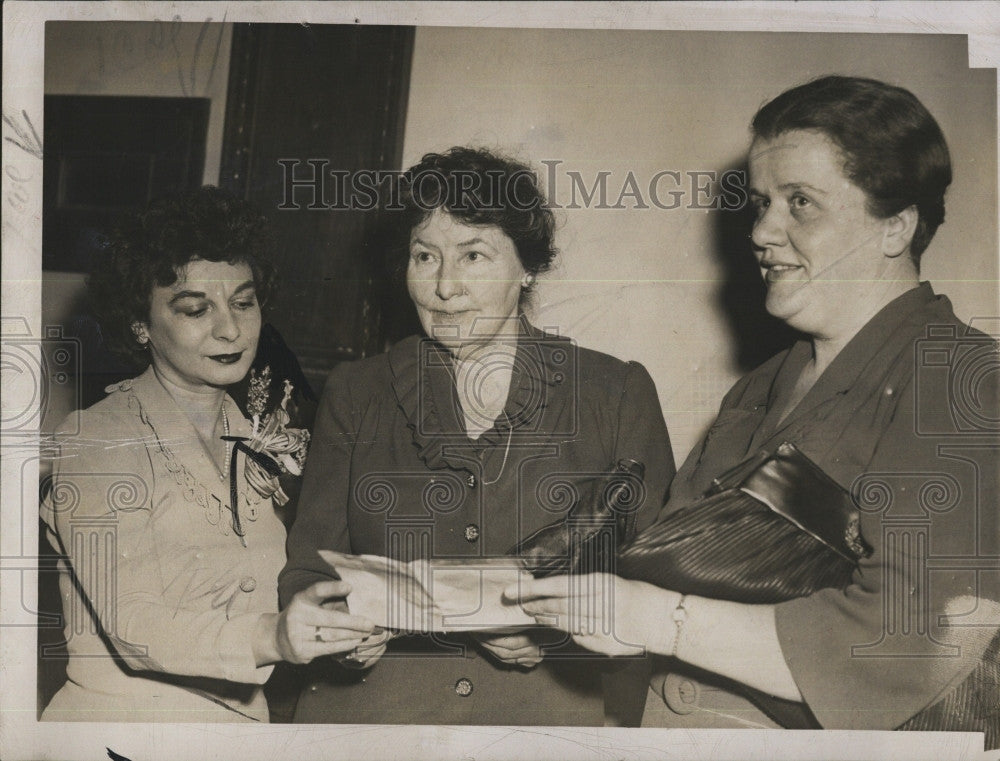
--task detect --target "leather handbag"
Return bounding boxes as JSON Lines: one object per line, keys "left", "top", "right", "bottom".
{"left": 511, "top": 442, "right": 998, "bottom": 743}
{"left": 615, "top": 441, "right": 872, "bottom": 603}
{"left": 511, "top": 459, "right": 645, "bottom": 577}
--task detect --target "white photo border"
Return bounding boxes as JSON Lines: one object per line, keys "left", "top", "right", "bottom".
{"left": 3, "top": 2, "right": 998, "bottom": 760}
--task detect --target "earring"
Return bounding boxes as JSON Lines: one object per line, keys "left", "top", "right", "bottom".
{"left": 131, "top": 324, "right": 149, "bottom": 346}
{"left": 522, "top": 273, "right": 536, "bottom": 288}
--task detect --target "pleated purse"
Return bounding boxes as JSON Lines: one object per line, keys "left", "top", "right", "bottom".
{"left": 510, "top": 442, "right": 998, "bottom": 744}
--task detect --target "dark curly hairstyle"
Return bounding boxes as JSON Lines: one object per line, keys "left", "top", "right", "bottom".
{"left": 752, "top": 75, "right": 951, "bottom": 268}
{"left": 88, "top": 186, "right": 278, "bottom": 365}
{"left": 388, "top": 147, "right": 557, "bottom": 301}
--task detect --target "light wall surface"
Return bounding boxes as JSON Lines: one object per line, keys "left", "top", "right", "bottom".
{"left": 41, "top": 21, "right": 232, "bottom": 430}
{"left": 402, "top": 28, "right": 999, "bottom": 462}
{"left": 45, "top": 20, "right": 232, "bottom": 186}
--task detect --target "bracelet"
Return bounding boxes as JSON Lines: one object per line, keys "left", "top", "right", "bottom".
{"left": 670, "top": 594, "right": 689, "bottom": 658}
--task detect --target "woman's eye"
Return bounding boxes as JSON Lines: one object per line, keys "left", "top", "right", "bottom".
{"left": 466, "top": 251, "right": 483, "bottom": 262}
{"left": 233, "top": 297, "right": 258, "bottom": 310}
{"left": 790, "top": 194, "right": 811, "bottom": 210}
{"left": 412, "top": 251, "right": 434, "bottom": 263}
{"left": 182, "top": 307, "right": 207, "bottom": 318}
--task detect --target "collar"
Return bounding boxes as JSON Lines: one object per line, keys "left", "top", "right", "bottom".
{"left": 388, "top": 316, "right": 565, "bottom": 471}
{"left": 114, "top": 366, "right": 251, "bottom": 503}
{"left": 766, "top": 282, "right": 940, "bottom": 434}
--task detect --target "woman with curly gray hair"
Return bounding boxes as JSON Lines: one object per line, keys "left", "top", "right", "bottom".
{"left": 280, "top": 147, "right": 676, "bottom": 726}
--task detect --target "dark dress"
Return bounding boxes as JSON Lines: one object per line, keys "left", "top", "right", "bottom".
{"left": 279, "top": 320, "right": 675, "bottom": 725}
{"left": 644, "top": 283, "right": 1000, "bottom": 730}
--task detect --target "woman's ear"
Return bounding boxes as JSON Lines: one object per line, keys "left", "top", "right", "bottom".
{"left": 882, "top": 205, "right": 919, "bottom": 259}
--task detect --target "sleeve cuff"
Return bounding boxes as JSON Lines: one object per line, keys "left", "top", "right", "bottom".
{"left": 217, "top": 612, "right": 274, "bottom": 685}
{"left": 774, "top": 589, "right": 988, "bottom": 729}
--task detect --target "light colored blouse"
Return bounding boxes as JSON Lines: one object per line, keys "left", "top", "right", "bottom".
{"left": 40, "top": 366, "right": 286, "bottom": 722}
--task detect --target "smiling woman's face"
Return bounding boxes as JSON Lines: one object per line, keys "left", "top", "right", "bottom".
{"left": 140, "top": 259, "right": 261, "bottom": 392}
{"left": 406, "top": 209, "right": 528, "bottom": 356}
{"left": 748, "top": 129, "right": 902, "bottom": 337}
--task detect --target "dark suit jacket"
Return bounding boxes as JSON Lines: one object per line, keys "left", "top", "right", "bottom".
{"left": 648, "top": 283, "right": 1000, "bottom": 729}
{"left": 279, "top": 321, "right": 675, "bottom": 725}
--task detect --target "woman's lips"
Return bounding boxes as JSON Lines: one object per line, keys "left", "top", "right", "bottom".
{"left": 429, "top": 310, "right": 475, "bottom": 326}
{"left": 763, "top": 263, "right": 803, "bottom": 282}
{"left": 208, "top": 352, "right": 244, "bottom": 364}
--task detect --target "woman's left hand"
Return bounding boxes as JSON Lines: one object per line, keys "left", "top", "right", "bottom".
{"left": 472, "top": 630, "right": 542, "bottom": 668}
{"left": 504, "top": 573, "right": 680, "bottom": 658}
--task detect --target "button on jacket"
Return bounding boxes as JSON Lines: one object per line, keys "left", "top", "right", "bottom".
{"left": 280, "top": 321, "right": 675, "bottom": 726}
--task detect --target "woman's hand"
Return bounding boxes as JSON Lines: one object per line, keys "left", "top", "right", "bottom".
{"left": 472, "top": 630, "right": 543, "bottom": 668}
{"left": 504, "top": 573, "right": 680, "bottom": 658}
{"left": 508, "top": 575, "right": 803, "bottom": 700}
{"left": 255, "top": 580, "right": 380, "bottom": 666}
{"left": 336, "top": 626, "right": 392, "bottom": 669}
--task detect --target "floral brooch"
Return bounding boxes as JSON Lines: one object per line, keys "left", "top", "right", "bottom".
{"left": 223, "top": 367, "right": 311, "bottom": 542}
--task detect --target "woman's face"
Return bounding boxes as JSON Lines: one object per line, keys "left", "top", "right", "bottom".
{"left": 407, "top": 209, "right": 528, "bottom": 356}
{"left": 140, "top": 259, "right": 261, "bottom": 392}
{"left": 748, "top": 129, "right": 904, "bottom": 337}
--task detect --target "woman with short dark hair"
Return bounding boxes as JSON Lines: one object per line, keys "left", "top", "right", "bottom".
{"left": 279, "top": 147, "right": 675, "bottom": 726}
{"left": 750, "top": 75, "right": 951, "bottom": 264}
{"left": 389, "top": 146, "right": 557, "bottom": 282}
{"left": 41, "top": 187, "right": 376, "bottom": 722}
{"left": 512, "top": 76, "right": 999, "bottom": 739}
{"left": 88, "top": 186, "right": 280, "bottom": 365}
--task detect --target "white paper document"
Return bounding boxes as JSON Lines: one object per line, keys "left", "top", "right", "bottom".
{"left": 318, "top": 550, "right": 539, "bottom": 632}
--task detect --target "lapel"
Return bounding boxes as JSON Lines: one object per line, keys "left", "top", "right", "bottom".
{"left": 752, "top": 283, "right": 936, "bottom": 450}
{"left": 389, "top": 317, "right": 562, "bottom": 471}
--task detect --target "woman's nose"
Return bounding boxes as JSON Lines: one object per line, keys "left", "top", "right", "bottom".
{"left": 435, "top": 261, "right": 465, "bottom": 300}
{"left": 213, "top": 307, "right": 241, "bottom": 342}
{"left": 750, "top": 205, "right": 786, "bottom": 251}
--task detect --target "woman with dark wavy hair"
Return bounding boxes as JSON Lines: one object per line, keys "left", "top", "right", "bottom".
{"left": 279, "top": 147, "right": 675, "bottom": 726}
{"left": 41, "top": 187, "right": 376, "bottom": 722}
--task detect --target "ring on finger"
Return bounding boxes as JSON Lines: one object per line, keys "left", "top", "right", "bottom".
{"left": 314, "top": 626, "right": 324, "bottom": 643}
